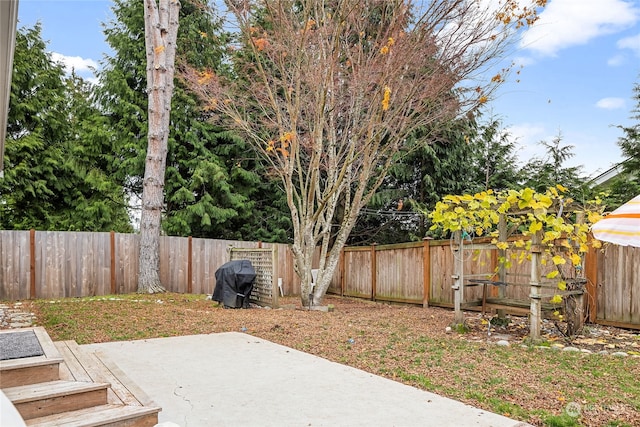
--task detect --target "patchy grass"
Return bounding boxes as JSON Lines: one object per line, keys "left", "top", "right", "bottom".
{"left": 12, "top": 293, "right": 640, "bottom": 427}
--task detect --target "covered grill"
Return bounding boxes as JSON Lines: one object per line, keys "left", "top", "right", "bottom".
{"left": 212, "top": 260, "right": 256, "bottom": 308}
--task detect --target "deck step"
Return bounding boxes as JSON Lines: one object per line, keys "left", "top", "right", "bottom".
{"left": 3, "top": 380, "right": 110, "bottom": 420}
{"left": 24, "top": 404, "right": 160, "bottom": 427}
{"left": 1, "top": 327, "right": 64, "bottom": 388}
{"left": 0, "top": 357, "right": 64, "bottom": 388}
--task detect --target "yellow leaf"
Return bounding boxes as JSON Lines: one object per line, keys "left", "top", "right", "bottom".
{"left": 381, "top": 86, "right": 391, "bottom": 111}
{"left": 529, "top": 221, "right": 542, "bottom": 233}
{"left": 550, "top": 294, "right": 562, "bottom": 304}
{"left": 558, "top": 281, "right": 567, "bottom": 291}
{"left": 496, "top": 241, "right": 509, "bottom": 250}
{"left": 552, "top": 255, "right": 566, "bottom": 265}
{"left": 570, "top": 253, "right": 581, "bottom": 266}
{"left": 592, "top": 240, "right": 602, "bottom": 249}
{"left": 154, "top": 45, "right": 165, "bottom": 54}
{"left": 546, "top": 270, "right": 559, "bottom": 279}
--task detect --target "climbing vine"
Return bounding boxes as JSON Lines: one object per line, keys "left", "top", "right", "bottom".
{"left": 429, "top": 186, "right": 605, "bottom": 309}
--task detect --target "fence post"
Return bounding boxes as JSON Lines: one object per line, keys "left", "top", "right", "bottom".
{"left": 585, "top": 234, "right": 598, "bottom": 323}
{"left": 110, "top": 231, "right": 116, "bottom": 294}
{"left": 422, "top": 237, "right": 431, "bottom": 308}
{"left": 529, "top": 231, "right": 543, "bottom": 341}
{"left": 188, "top": 236, "right": 193, "bottom": 294}
{"left": 30, "top": 229, "right": 36, "bottom": 299}
{"left": 496, "top": 214, "right": 507, "bottom": 319}
{"left": 452, "top": 231, "right": 464, "bottom": 324}
{"left": 340, "top": 249, "right": 345, "bottom": 296}
{"left": 371, "top": 243, "right": 377, "bottom": 300}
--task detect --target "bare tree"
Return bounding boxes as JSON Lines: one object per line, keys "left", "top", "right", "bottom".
{"left": 186, "top": 0, "right": 545, "bottom": 305}
{"left": 138, "top": 0, "right": 180, "bottom": 293}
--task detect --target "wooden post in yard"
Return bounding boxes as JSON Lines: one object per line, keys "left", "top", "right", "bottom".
{"left": 585, "top": 234, "right": 598, "bottom": 323}
{"left": 497, "top": 214, "right": 507, "bottom": 319}
{"left": 340, "top": 249, "right": 345, "bottom": 296}
{"left": 371, "top": 243, "right": 377, "bottom": 301}
{"left": 422, "top": 237, "right": 431, "bottom": 308}
{"left": 110, "top": 231, "right": 116, "bottom": 294}
{"left": 187, "top": 236, "right": 193, "bottom": 294}
{"left": 30, "top": 229, "right": 36, "bottom": 299}
{"left": 453, "top": 231, "right": 464, "bottom": 325}
{"left": 529, "top": 230, "right": 543, "bottom": 341}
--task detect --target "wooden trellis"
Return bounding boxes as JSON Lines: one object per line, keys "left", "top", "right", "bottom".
{"left": 229, "top": 246, "right": 279, "bottom": 308}
{"left": 451, "top": 222, "right": 587, "bottom": 340}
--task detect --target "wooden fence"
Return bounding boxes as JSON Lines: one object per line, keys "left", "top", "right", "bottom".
{"left": 1, "top": 230, "right": 639, "bottom": 329}
{"left": 0, "top": 230, "right": 303, "bottom": 300}
{"left": 328, "top": 238, "right": 640, "bottom": 331}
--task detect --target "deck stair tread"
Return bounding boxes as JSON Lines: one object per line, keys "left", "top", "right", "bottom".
{"left": 24, "top": 404, "right": 160, "bottom": 427}
{"left": 0, "top": 356, "right": 65, "bottom": 371}
{"left": 3, "top": 380, "right": 110, "bottom": 404}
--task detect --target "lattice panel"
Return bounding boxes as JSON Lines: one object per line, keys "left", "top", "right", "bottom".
{"left": 230, "top": 247, "right": 278, "bottom": 307}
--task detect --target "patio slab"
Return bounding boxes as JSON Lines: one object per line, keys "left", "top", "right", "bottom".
{"left": 84, "top": 332, "right": 531, "bottom": 427}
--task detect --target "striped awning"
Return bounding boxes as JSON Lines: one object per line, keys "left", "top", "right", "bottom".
{"left": 592, "top": 194, "right": 640, "bottom": 247}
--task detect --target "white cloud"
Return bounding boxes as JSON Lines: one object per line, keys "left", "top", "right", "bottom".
{"left": 520, "top": 0, "right": 639, "bottom": 57}
{"left": 506, "top": 122, "right": 549, "bottom": 163}
{"left": 617, "top": 33, "right": 640, "bottom": 56}
{"left": 595, "top": 97, "right": 626, "bottom": 110}
{"left": 50, "top": 52, "right": 98, "bottom": 75}
{"left": 607, "top": 54, "right": 626, "bottom": 66}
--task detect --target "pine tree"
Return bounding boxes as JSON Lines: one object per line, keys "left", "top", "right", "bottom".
{"left": 0, "top": 24, "right": 130, "bottom": 231}
{"left": 348, "top": 118, "right": 478, "bottom": 245}
{"left": 466, "top": 116, "right": 522, "bottom": 192}
{"left": 98, "top": 0, "right": 290, "bottom": 241}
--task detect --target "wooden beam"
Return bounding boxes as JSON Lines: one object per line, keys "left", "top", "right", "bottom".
{"left": 30, "top": 229, "right": 36, "bottom": 299}
{"left": 340, "top": 249, "right": 345, "bottom": 296}
{"left": 371, "top": 243, "right": 377, "bottom": 301}
{"left": 422, "top": 238, "right": 431, "bottom": 308}
{"left": 187, "top": 236, "right": 193, "bottom": 294}
{"left": 110, "top": 231, "right": 116, "bottom": 295}
{"left": 585, "top": 233, "right": 598, "bottom": 323}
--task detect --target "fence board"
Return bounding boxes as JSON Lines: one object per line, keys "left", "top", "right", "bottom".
{"left": 0, "top": 231, "right": 30, "bottom": 300}
{"left": 343, "top": 249, "right": 372, "bottom": 298}
{"left": 429, "top": 243, "right": 453, "bottom": 305}
{"left": 375, "top": 244, "right": 423, "bottom": 303}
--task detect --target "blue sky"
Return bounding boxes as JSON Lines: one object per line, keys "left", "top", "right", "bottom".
{"left": 16, "top": 0, "right": 640, "bottom": 178}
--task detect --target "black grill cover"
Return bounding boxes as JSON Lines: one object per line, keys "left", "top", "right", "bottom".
{"left": 213, "top": 260, "right": 256, "bottom": 308}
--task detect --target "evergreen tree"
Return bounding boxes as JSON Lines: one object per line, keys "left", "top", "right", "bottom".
{"left": 610, "top": 80, "right": 640, "bottom": 206}
{"left": 520, "top": 133, "right": 587, "bottom": 196}
{"left": 348, "top": 118, "right": 478, "bottom": 245}
{"left": 618, "top": 81, "right": 640, "bottom": 173}
{"left": 97, "top": 0, "right": 290, "bottom": 240}
{"left": 466, "top": 116, "right": 522, "bottom": 192}
{"left": 0, "top": 24, "right": 130, "bottom": 231}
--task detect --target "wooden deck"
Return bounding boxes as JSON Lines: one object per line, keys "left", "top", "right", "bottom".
{"left": 0, "top": 327, "right": 160, "bottom": 426}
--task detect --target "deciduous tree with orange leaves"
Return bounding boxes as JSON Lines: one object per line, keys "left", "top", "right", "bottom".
{"left": 184, "top": 0, "right": 546, "bottom": 306}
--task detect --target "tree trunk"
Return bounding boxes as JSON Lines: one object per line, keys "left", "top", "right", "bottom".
{"left": 138, "top": 0, "right": 180, "bottom": 293}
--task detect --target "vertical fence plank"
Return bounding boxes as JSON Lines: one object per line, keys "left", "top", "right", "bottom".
{"left": 371, "top": 244, "right": 376, "bottom": 300}
{"left": 585, "top": 239, "right": 598, "bottom": 323}
{"left": 111, "top": 231, "right": 116, "bottom": 294}
{"left": 30, "top": 229, "right": 36, "bottom": 299}
{"left": 188, "top": 236, "right": 193, "bottom": 294}
{"left": 423, "top": 238, "right": 430, "bottom": 308}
